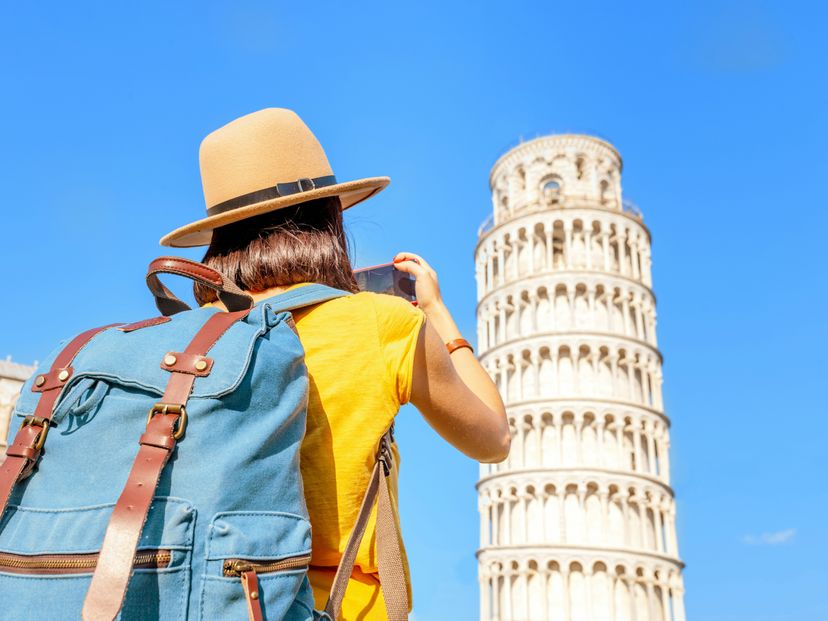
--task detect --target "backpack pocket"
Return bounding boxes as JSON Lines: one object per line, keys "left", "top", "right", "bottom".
{"left": 0, "top": 498, "right": 195, "bottom": 621}
{"left": 199, "top": 511, "right": 315, "bottom": 621}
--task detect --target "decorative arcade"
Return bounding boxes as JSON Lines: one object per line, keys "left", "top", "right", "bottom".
{"left": 475, "top": 134, "right": 686, "bottom": 621}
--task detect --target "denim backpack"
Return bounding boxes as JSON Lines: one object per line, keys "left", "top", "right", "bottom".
{"left": 0, "top": 258, "right": 408, "bottom": 621}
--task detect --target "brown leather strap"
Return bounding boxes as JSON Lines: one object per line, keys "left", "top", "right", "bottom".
{"left": 445, "top": 337, "right": 474, "bottom": 354}
{"left": 82, "top": 309, "right": 251, "bottom": 621}
{"left": 0, "top": 324, "right": 116, "bottom": 521}
{"left": 146, "top": 256, "right": 254, "bottom": 316}
{"left": 81, "top": 413, "right": 180, "bottom": 621}
{"left": 324, "top": 429, "right": 409, "bottom": 621}
{"left": 241, "top": 570, "right": 264, "bottom": 621}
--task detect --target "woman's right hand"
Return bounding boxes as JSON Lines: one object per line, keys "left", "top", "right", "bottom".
{"left": 393, "top": 252, "right": 444, "bottom": 314}
{"left": 397, "top": 252, "right": 510, "bottom": 463}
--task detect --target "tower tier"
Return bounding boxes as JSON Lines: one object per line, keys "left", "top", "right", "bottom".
{"left": 476, "top": 134, "right": 685, "bottom": 621}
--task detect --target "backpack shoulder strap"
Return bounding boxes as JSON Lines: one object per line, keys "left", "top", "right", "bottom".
{"left": 324, "top": 427, "right": 409, "bottom": 621}
{"left": 262, "top": 284, "right": 351, "bottom": 314}
{"left": 0, "top": 324, "right": 119, "bottom": 521}
{"left": 82, "top": 309, "right": 252, "bottom": 621}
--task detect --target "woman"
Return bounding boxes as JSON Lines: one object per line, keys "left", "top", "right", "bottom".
{"left": 161, "top": 108, "right": 509, "bottom": 619}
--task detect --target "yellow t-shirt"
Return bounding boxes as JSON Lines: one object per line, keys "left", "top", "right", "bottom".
{"left": 289, "top": 286, "right": 425, "bottom": 620}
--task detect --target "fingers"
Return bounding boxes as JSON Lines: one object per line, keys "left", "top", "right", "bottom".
{"left": 394, "top": 252, "right": 436, "bottom": 277}
{"left": 392, "top": 256, "right": 428, "bottom": 279}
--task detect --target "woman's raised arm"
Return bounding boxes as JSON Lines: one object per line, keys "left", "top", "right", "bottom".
{"left": 395, "top": 253, "right": 510, "bottom": 463}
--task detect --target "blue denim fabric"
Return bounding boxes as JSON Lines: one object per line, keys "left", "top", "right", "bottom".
{"left": 2, "top": 285, "right": 348, "bottom": 620}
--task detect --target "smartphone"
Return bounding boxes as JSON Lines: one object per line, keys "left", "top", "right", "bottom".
{"left": 354, "top": 262, "right": 417, "bottom": 304}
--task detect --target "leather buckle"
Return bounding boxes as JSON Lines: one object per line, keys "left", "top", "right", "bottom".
{"left": 377, "top": 433, "right": 393, "bottom": 476}
{"left": 297, "top": 177, "right": 315, "bottom": 192}
{"left": 19, "top": 416, "right": 50, "bottom": 451}
{"left": 146, "top": 403, "right": 187, "bottom": 441}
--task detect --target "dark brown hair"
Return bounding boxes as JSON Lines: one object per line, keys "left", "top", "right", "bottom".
{"left": 194, "top": 196, "right": 358, "bottom": 305}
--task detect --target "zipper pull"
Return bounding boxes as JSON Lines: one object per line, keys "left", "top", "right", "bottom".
{"left": 240, "top": 569, "right": 264, "bottom": 621}
{"left": 224, "top": 559, "right": 253, "bottom": 576}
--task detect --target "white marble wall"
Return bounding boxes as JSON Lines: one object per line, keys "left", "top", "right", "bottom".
{"left": 476, "top": 134, "right": 685, "bottom": 621}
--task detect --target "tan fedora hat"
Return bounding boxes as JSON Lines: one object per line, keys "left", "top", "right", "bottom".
{"left": 160, "top": 108, "right": 389, "bottom": 247}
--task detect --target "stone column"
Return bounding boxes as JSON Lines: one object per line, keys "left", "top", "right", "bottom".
{"left": 632, "top": 298, "right": 643, "bottom": 339}
{"left": 491, "top": 573, "right": 501, "bottom": 620}
{"left": 480, "top": 571, "right": 491, "bottom": 621}
{"left": 541, "top": 567, "right": 550, "bottom": 621}
{"left": 654, "top": 499, "right": 665, "bottom": 553}
{"left": 609, "top": 352, "right": 619, "bottom": 400}
{"left": 492, "top": 496, "right": 501, "bottom": 546}
{"left": 585, "top": 566, "right": 596, "bottom": 620}
{"left": 642, "top": 362, "right": 653, "bottom": 408}
{"left": 645, "top": 420, "right": 656, "bottom": 475}
{"left": 530, "top": 292, "right": 539, "bottom": 332}
{"left": 560, "top": 487, "right": 568, "bottom": 543}
{"left": 523, "top": 568, "right": 532, "bottom": 621}
{"left": 599, "top": 490, "right": 610, "bottom": 545}
{"left": 631, "top": 419, "right": 644, "bottom": 472}
{"left": 480, "top": 498, "right": 489, "bottom": 547}
{"left": 618, "top": 227, "right": 628, "bottom": 276}
{"left": 575, "top": 413, "right": 585, "bottom": 465}
{"left": 602, "top": 231, "right": 611, "bottom": 272}
{"left": 562, "top": 565, "right": 572, "bottom": 621}
{"left": 550, "top": 351, "right": 559, "bottom": 396}
{"left": 621, "top": 294, "right": 632, "bottom": 336}
{"left": 627, "top": 576, "right": 638, "bottom": 621}
{"left": 646, "top": 577, "right": 657, "bottom": 621}
{"left": 585, "top": 229, "right": 594, "bottom": 270}
{"left": 534, "top": 410, "right": 543, "bottom": 463}
{"left": 586, "top": 286, "right": 597, "bottom": 329}
{"left": 661, "top": 435, "right": 672, "bottom": 483}
{"left": 673, "top": 584, "right": 687, "bottom": 621}
{"left": 609, "top": 574, "right": 618, "bottom": 621}
{"left": 631, "top": 236, "right": 641, "bottom": 280}
{"left": 614, "top": 419, "right": 625, "bottom": 470}
{"left": 619, "top": 496, "right": 630, "bottom": 547}
{"left": 503, "top": 570, "right": 513, "bottom": 621}
{"left": 668, "top": 503, "right": 679, "bottom": 556}
{"left": 486, "top": 250, "right": 493, "bottom": 293}
{"left": 499, "top": 302, "right": 507, "bottom": 346}
{"left": 659, "top": 581, "right": 671, "bottom": 621}
{"left": 638, "top": 495, "right": 649, "bottom": 549}
{"left": 497, "top": 242, "right": 506, "bottom": 286}
{"left": 503, "top": 493, "right": 512, "bottom": 546}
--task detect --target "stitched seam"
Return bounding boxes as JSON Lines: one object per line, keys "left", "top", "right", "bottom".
{"left": 369, "top": 295, "right": 396, "bottom": 401}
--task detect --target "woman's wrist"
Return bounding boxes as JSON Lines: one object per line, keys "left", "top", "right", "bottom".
{"left": 422, "top": 301, "right": 463, "bottom": 343}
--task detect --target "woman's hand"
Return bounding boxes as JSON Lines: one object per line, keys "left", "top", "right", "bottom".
{"left": 396, "top": 252, "right": 509, "bottom": 462}
{"left": 393, "top": 252, "right": 443, "bottom": 314}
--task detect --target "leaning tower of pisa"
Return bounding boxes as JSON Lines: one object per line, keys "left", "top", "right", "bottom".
{"left": 475, "top": 135, "right": 687, "bottom": 621}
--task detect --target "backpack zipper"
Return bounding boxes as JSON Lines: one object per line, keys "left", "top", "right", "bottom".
{"left": 223, "top": 553, "right": 311, "bottom": 620}
{"left": 0, "top": 549, "right": 171, "bottom": 575}
{"left": 222, "top": 553, "right": 312, "bottom": 577}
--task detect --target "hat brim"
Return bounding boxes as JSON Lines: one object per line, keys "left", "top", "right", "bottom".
{"left": 160, "top": 176, "right": 390, "bottom": 248}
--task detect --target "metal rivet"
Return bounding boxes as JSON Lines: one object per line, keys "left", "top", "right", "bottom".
{"left": 250, "top": 591, "right": 259, "bottom": 600}
{"left": 194, "top": 359, "right": 208, "bottom": 372}
{"left": 164, "top": 354, "right": 177, "bottom": 366}
{"left": 35, "top": 375, "right": 46, "bottom": 387}
{"left": 57, "top": 370, "right": 70, "bottom": 382}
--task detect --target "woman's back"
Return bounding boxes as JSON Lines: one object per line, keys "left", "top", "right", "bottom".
{"left": 287, "top": 286, "right": 424, "bottom": 618}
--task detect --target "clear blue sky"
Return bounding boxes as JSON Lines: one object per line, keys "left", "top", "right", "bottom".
{"left": 1, "top": 2, "right": 826, "bottom": 620}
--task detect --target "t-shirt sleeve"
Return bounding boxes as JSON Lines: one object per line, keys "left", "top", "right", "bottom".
{"left": 371, "top": 294, "right": 426, "bottom": 406}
